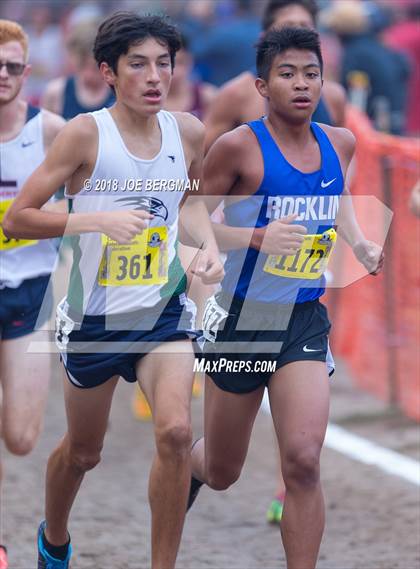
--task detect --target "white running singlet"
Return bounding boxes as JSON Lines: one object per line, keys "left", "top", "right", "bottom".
{"left": 0, "top": 108, "right": 58, "bottom": 288}
{"left": 65, "top": 108, "right": 190, "bottom": 315}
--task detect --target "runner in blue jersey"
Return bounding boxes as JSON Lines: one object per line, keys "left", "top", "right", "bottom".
{"left": 204, "top": 0, "right": 348, "bottom": 525}
{"left": 188, "top": 27, "right": 384, "bottom": 569}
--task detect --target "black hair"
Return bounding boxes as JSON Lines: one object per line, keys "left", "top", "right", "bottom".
{"left": 262, "top": 0, "right": 318, "bottom": 32}
{"left": 93, "top": 12, "right": 182, "bottom": 72}
{"left": 256, "top": 27, "right": 323, "bottom": 80}
{"left": 179, "top": 32, "right": 190, "bottom": 51}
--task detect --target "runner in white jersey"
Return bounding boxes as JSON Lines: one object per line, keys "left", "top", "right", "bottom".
{"left": 4, "top": 13, "right": 223, "bottom": 569}
{"left": 0, "top": 20, "right": 65, "bottom": 568}
{"left": 63, "top": 106, "right": 194, "bottom": 317}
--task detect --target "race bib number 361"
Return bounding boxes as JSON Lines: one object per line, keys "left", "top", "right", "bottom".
{"left": 0, "top": 198, "right": 38, "bottom": 251}
{"left": 264, "top": 228, "right": 336, "bottom": 280}
{"left": 98, "top": 226, "right": 168, "bottom": 286}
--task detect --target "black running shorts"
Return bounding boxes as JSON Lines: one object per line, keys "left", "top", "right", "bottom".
{"left": 199, "top": 291, "right": 334, "bottom": 394}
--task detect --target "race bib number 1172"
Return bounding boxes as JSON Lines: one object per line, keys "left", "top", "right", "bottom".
{"left": 263, "top": 228, "right": 337, "bottom": 280}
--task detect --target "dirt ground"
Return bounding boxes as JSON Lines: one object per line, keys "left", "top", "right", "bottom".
{"left": 1, "top": 352, "right": 419, "bottom": 569}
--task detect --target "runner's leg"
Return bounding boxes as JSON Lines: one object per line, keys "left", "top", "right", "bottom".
{"left": 0, "top": 331, "right": 50, "bottom": 553}
{"left": 44, "top": 372, "right": 118, "bottom": 546}
{"left": 192, "top": 376, "right": 265, "bottom": 490}
{"left": 268, "top": 361, "right": 329, "bottom": 569}
{"left": 136, "top": 340, "right": 194, "bottom": 569}
{"left": 0, "top": 332, "right": 50, "bottom": 456}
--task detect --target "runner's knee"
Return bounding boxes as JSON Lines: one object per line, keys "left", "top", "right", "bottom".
{"left": 282, "top": 445, "right": 321, "bottom": 489}
{"left": 155, "top": 421, "right": 192, "bottom": 458}
{"left": 3, "top": 427, "right": 40, "bottom": 456}
{"left": 206, "top": 459, "right": 241, "bottom": 491}
{"left": 66, "top": 442, "right": 102, "bottom": 473}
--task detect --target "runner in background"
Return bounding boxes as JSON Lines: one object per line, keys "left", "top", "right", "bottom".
{"left": 0, "top": 19, "right": 65, "bottom": 568}
{"left": 165, "top": 34, "right": 217, "bottom": 120}
{"left": 204, "top": 0, "right": 346, "bottom": 152}
{"left": 41, "top": 19, "right": 114, "bottom": 120}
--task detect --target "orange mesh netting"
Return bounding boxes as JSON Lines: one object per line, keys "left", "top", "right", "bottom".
{"left": 326, "top": 106, "right": 420, "bottom": 420}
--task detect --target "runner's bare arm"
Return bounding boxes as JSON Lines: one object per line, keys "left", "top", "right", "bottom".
{"left": 332, "top": 127, "right": 384, "bottom": 275}
{"left": 203, "top": 75, "right": 247, "bottom": 152}
{"left": 3, "top": 115, "right": 152, "bottom": 242}
{"left": 40, "top": 77, "right": 65, "bottom": 116}
{"left": 329, "top": 128, "right": 361, "bottom": 243}
{"left": 204, "top": 128, "right": 306, "bottom": 254}
{"left": 322, "top": 80, "right": 347, "bottom": 127}
{"left": 42, "top": 108, "right": 66, "bottom": 151}
{"left": 200, "top": 82, "right": 219, "bottom": 119}
{"left": 176, "top": 112, "right": 224, "bottom": 284}
{"left": 40, "top": 109, "right": 67, "bottom": 211}
{"left": 409, "top": 179, "right": 420, "bottom": 217}
{"left": 214, "top": 216, "right": 307, "bottom": 254}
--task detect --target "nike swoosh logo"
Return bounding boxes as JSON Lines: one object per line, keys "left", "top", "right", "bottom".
{"left": 321, "top": 178, "right": 336, "bottom": 188}
{"left": 22, "top": 141, "right": 35, "bottom": 147}
{"left": 303, "top": 345, "right": 323, "bottom": 353}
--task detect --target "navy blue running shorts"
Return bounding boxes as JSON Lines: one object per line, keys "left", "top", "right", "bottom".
{"left": 56, "top": 293, "right": 197, "bottom": 389}
{"left": 199, "top": 291, "right": 334, "bottom": 394}
{"left": 0, "top": 275, "right": 53, "bottom": 340}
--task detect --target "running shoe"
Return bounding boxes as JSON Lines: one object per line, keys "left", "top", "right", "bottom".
{"left": 0, "top": 545, "right": 8, "bottom": 569}
{"left": 266, "top": 496, "right": 284, "bottom": 524}
{"left": 37, "top": 521, "right": 72, "bottom": 569}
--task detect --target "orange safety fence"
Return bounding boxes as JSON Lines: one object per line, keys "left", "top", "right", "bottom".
{"left": 325, "top": 106, "right": 420, "bottom": 421}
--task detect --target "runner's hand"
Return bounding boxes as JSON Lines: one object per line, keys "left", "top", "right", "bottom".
{"left": 353, "top": 240, "right": 384, "bottom": 275}
{"left": 255, "top": 214, "right": 307, "bottom": 255}
{"left": 99, "top": 210, "right": 154, "bottom": 244}
{"left": 191, "top": 247, "right": 225, "bottom": 285}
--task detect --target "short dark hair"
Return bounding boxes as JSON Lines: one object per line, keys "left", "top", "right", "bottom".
{"left": 94, "top": 12, "right": 182, "bottom": 72}
{"left": 262, "top": 0, "right": 318, "bottom": 32}
{"left": 256, "top": 27, "right": 323, "bottom": 80}
{"left": 179, "top": 32, "right": 190, "bottom": 51}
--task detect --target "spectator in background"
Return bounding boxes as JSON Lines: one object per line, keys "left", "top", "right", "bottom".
{"left": 24, "top": 3, "right": 63, "bottom": 104}
{"left": 191, "top": 0, "right": 260, "bottom": 85}
{"left": 41, "top": 20, "right": 114, "bottom": 120}
{"left": 383, "top": 1, "right": 420, "bottom": 135}
{"left": 165, "top": 34, "right": 217, "bottom": 120}
{"left": 321, "top": 0, "right": 410, "bottom": 135}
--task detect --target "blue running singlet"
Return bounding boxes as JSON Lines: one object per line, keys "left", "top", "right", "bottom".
{"left": 221, "top": 119, "right": 344, "bottom": 304}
